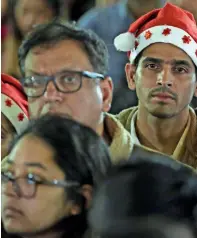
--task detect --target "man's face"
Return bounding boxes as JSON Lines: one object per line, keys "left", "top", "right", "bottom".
{"left": 168, "top": 0, "right": 197, "bottom": 21}
{"left": 126, "top": 43, "right": 197, "bottom": 118}
{"left": 24, "top": 40, "right": 112, "bottom": 131}
{"left": 1, "top": 134, "right": 74, "bottom": 234}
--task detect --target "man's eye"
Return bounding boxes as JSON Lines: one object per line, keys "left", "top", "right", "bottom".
{"left": 2, "top": 171, "right": 14, "bottom": 181}
{"left": 173, "top": 67, "right": 188, "bottom": 74}
{"left": 62, "top": 76, "right": 77, "bottom": 83}
{"left": 24, "top": 77, "right": 44, "bottom": 87}
{"left": 146, "top": 63, "right": 159, "bottom": 70}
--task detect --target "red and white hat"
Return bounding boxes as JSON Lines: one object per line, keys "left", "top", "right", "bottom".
{"left": 114, "top": 3, "right": 197, "bottom": 66}
{"left": 1, "top": 73, "right": 29, "bottom": 134}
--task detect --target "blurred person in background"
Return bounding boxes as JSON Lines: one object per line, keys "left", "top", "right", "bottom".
{"left": 2, "top": 114, "right": 111, "bottom": 238}
{"left": 168, "top": 0, "right": 197, "bottom": 110}
{"left": 1, "top": 0, "right": 9, "bottom": 54}
{"left": 168, "top": 0, "right": 197, "bottom": 20}
{"left": 88, "top": 158, "right": 197, "bottom": 237}
{"left": 78, "top": 0, "right": 166, "bottom": 113}
{"left": 1, "top": 73, "right": 29, "bottom": 160}
{"left": 115, "top": 3, "right": 197, "bottom": 169}
{"left": 89, "top": 216, "right": 197, "bottom": 238}
{"left": 96, "top": 0, "right": 121, "bottom": 7}
{"left": 2, "top": 0, "right": 65, "bottom": 79}
{"left": 15, "top": 21, "right": 133, "bottom": 163}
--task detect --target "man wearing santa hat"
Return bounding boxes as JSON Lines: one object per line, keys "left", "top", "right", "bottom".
{"left": 114, "top": 3, "right": 197, "bottom": 169}
{"left": 1, "top": 73, "right": 29, "bottom": 159}
{"left": 168, "top": 0, "right": 197, "bottom": 110}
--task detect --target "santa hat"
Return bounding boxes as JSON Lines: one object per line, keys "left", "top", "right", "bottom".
{"left": 1, "top": 73, "right": 29, "bottom": 134}
{"left": 114, "top": 3, "right": 197, "bottom": 66}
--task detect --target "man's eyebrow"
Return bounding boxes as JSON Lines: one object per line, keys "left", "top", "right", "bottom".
{"left": 24, "top": 162, "right": 47, "bottom": 170}
{"left": 26, "top": 68, "right": 75, "bottom": 76}
{"left": 142, "top": 57, "right": 164, "bottom": 64}
{"left": 142, "top": 57, "right": 192, "bottom": 68}
{"left": 171, "top": 60, "right": 192, "bottom": 68}
{"left": 26, "top": 69, "right": 46, "bottom": 76}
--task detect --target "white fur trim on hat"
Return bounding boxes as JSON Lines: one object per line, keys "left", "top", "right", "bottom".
{"left": 114, "top": 32, "right": 135, "bottom": 52}
{"left": 1, "top": 94, "right": 28, "bottom": 134}
{"left": 114, "top": 25, "right": 197, "bottom": 66}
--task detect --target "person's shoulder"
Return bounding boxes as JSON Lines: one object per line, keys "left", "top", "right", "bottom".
{"left": 78, "top": 2, "right": 123, "bottom": 27}
{"left": 115, "top": 106, "right": 138, "bottom": 132}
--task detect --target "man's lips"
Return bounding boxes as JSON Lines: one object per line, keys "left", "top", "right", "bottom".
{"left": 152, "top": 93, "right": 175, "bottom": 100}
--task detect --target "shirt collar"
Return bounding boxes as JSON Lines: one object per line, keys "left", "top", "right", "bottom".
{"left": 130, "top": 110, "right": 141, "bottom": 146}
{"left": 130, "top": 109, "right": 192, "bottom": 158}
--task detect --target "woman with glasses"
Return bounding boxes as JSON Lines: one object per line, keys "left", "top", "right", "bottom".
{"left": 1, "top": 114, "right": 111, "bottom": 238}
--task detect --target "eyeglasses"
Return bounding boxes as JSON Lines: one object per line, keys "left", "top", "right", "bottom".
{"left": 21, "top": 70, "right": 105, "bottom": 97}
{"left": 1, "top": 171, "right": 79, "bottom": 198}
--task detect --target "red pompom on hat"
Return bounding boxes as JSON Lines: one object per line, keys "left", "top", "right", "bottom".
{"left": 1, "top": 73, "right": 29, "bottom": 133}
{"left": 114, "top": 3, "right": 197, "bottom": 65}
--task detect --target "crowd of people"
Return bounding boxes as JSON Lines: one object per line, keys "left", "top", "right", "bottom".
{"left": 1, "top": 0, "right": 197, "bottom": 238}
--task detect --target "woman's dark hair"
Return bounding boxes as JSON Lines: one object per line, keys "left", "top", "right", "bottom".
{"left": 93, "top": 216, "right": 197, "bottom": 238}
{"left": 9, "top": 114, "right": 111, "bottom": 187}
{"left": 8, "top": 0, "right": 65, "bottom": 40}
{"left": 89, "top": 158, "right": 197, "bottom": 235}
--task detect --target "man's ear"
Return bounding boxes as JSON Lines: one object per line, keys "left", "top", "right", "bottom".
{"left": 194, "top": 81, "right": 197, "bottom": 97}
{"left": 100, "top": 76, "right": 113, "bottom": 112}
{"left": 125, "top": 63, "right": 137, "bottom": 90}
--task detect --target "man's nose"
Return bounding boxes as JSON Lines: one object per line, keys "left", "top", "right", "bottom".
{"left": 44, "top": 81, "right": 63, "bottom": 102}
{"left": 156, "top": 68, "right": 173, "bottom": 87}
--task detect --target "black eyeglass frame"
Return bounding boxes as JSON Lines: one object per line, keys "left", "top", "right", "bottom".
{"left": 21, "top": 70, "right": 105, "bottom": 98}
{"left": 1, "top": 171, "right": 80, "bottom": 198}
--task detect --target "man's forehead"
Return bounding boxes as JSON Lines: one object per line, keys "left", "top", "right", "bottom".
{"left": 27, "top": 39, "right": 85, "bottom": 56}
{"left": 24, "top": 41, "right": 93, "bottom": 74}
{"left": 140, "top": 43, "right": 194, "bottom": 64}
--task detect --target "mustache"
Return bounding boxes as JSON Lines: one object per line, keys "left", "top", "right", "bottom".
{"left": 149, "top": 86, "right": 177, "bottom": 100}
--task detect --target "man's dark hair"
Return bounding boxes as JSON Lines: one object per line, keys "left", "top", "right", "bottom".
{"left": 18, "top": 21, "right": 109, "bottom": 76}
{"left": 8, "top": 0, "right": 65, "bottom": 40}
{"left": 9, "top": 114, "right": 111, "bottom": 188}
{"left": 89, "top": 159, "right": 197, "bottom": 235}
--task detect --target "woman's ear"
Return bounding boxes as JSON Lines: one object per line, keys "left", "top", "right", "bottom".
{"left": 125, "top": 63, "right": 137, "bottom": 90}
{"left": 68, "top": 184, "right": 93, "bottom": 215}
{"left": 80, "top": 184, "right": 93, "bottom": 209}
{"left": 65, "top": 184, "right": 93, "bottom": 216}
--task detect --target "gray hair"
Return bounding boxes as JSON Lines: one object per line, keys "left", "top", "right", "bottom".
{"left": 18, "top": 20, "right": 109, "bottom": 76}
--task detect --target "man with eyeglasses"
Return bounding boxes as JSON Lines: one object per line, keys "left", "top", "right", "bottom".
{"left": 15, "top": 21, "right": 132, "bottom": 163}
